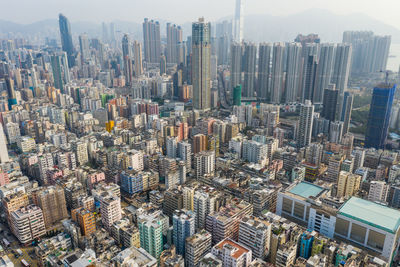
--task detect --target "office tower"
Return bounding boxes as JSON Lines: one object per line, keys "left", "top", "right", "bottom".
{"left": 257, "top": 43, "right": 272, "bottom": 100}
{"left": 314, "top": 44, "right": 335, "bottom": 104}
{"left": 365, "top": 83, "right": 396, "bottom": 149}
{"left": 331, "top": 44, "right": 352, "bottom": 94}
{"left": 167, "top": 23, "right": 183, "bottom": 64}
{"left": 100, "top": 194, "right": 122, "bottom": 231}
{"left": 10, "top": 205, "right": 46, "bottom": 245}
{"left": 284, "top": 42, "right": 302, "bottom": 103}
{"left": 233, "top": 0, "right": 244, "bottom": 42}
{"left": 297, "top": 100, "right": 314, "bottom": 148}
{"left": 340, "top": 92, "right": 353, "bottom": 135}
{"left": 143, "top": 18, "right": 161, "bottom": 63}
{"left": 173, "top": 209, "right": 195, "bottom": 256}
{"left": 301, "top": 54, "right": 318, "bottom": 102}
{"left": 0, "top": 123, "right": 9, "bottom": 164}
{"left": 71, "top": 207, "right": 96, "bottom": 236}
{"left": 192, "top": 18, "right": 211, "bottom": 110}
{"left": 160, "top": 54, "right": 167, "bottom": 75}
{"left": 138, "top": 213, "right": 164, "bottom": 260}
{"left": 122, "top": 34, "right": 132, "bottom": 59}
{"left": 271, "top": 43, "right": 285, "bottom": 103}
{"left": 194, "top": 151, "right": 215, "bottom": 179}
{"left": 185, "top": 230, "right": 212, "bottom": 267}
{"left": 337, "top": 171, "right": 361, "bottom": 198}
{"left": 230, "top": 42, "right": 243, "bottom": 90}
{"left": 133, "top": 41, "right": 143, "bottom": 77}
{"left": 321, "top": 84, "right": 339, "bottom": 121}
{"left": 368, "top": 181, "right": 389, "bottom": 203}
{"left": 233, "top": 85, "right": 242, "bottom": 106}
{"left": 79, "top": 33, "right": 90, "bottom": 63}
{"left": 241, "top": 43, "right": 257, "bottom": 97}
{"left": 58, "top": 14, "right": 74, "bottom": 66}
{"left": 5, "top": 76, "right": 17, "bottom": 109}
{"left": 32, "top": 186, "right": 68, "bottom": 228}
{"left": 238, "top": 216, "right": 271, "bottom": 259}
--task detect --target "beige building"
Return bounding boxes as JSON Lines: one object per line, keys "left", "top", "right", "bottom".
{"left": 10, "top": 205, "right": 46, "bottom": 244}
{"left": 336, "top": 171, "right": 361, "bottom": 198}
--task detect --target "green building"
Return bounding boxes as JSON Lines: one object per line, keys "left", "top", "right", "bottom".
{"left": 233, "top": 84, "right": 242, "bottom": 106}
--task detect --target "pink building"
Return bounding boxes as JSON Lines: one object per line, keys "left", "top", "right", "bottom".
{"left": 87, "top": 171, "right": 105, "bottom": 189}
{"left": 46, "top": 168, "right": 63, "bottom": 184}
{"left": 0, "top": 171, "right": 9, "bottom": 186}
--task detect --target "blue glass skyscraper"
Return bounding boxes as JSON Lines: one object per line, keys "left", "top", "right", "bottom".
{"left": 365, "top": 83, "right": 396, "bottom": 149}
{"left": 59, "top": 14, "right": 75, "bottom": 67}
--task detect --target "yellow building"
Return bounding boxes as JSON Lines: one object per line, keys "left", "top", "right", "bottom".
{"left": 337, "top": 171, "right": 361, "bottom": 198}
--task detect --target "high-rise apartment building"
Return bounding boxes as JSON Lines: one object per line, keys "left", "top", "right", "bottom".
{"left": 194, "top": 150, "right": 215, "bottom": 179}
{"left": 32, "top": 186, "right": 68, "bottom": 229}
{"left": 257, "top": 43, "right": 272, "bottom": 100}
{"left": 336, "top": 171, "right": 361, "bottom": 198}
{"left": 284, "top": 42, "right": 302, "bottom": 103}
{"left": 296, "top": 100, "right": 314, "bottom": 148}
{"left": 143, "top": 18, "right": 161, "bottom": 63}
{"left": 138, "top": 212, "right": 165, "bottom": 260}
{"left": 314, "top": 44, "right": 335, "bottom": 104}
{"left": 71, "top": 207, "right": 96, "bottom": 236}
{"left": 173, "top": 209, "right": 195, "bottom": 256}
{"left": 100, "top": 193, "right": 122, "bottom": 231}
{"left": 10, "top": 205, "right": 46, "bottom": 244}
{"left": 365, "top": 83, "right": 396, "bottom": 149}
{"left": 238, "top": 216, "right": 271, "bottom": 259}
{"left": 0, "top": 123, "right": 9, "bottom": 163}
{"left": 211, "top": 239, "right": 252, "bottom": 267}
{"left": 242, "top": 43, "right": 257, "bottom": 97}
{"left": 192, "top": 18, "right": 211, "bottom": 110}
{"left": 321, "top": 84, "right": 339, "bottom": 122}
{"left": 368, "top": 181, "right": 389, "bottom": 203}
{"left": 230, "top": 42, "right": 243, "bottom": 90}
{"left": 271, "top": 43, "right": 285, "bottom": 103}
{"left": 167, "top": 23, "right": 183, "bottom": 64}
{"left": 331, "top": 44, "right": 352, "bottom": 94}
{"left": 340, "top": 92, "right": 353, "bottom": 135}
{"left": 133, "top": 40, "right": 143, "bottom": 77}
{"left": 79, "top": 33, "right": 90, "bottom": 63}
{"left": 185, "top": 229, "right": 212, "bottom": 267}
{"left": 233, "top": 0, "right": 244, "bottom": 43}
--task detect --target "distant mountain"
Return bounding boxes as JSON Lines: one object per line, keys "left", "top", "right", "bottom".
{"left": 241, "top": 9, "right": 400, "bottom": 43}
{"left": 0, "top": 9, "right": 399, "bottom": 43}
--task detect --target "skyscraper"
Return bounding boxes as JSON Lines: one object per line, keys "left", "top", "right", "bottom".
{"left": 58, "top": 14, "right": 75, "bottom": 67}
{"left": 0, "top": 123, "right": 9, "bottom": 163}
{"left": 230, "top": 42, "right": 243, "bottom": 90}
{"left": 257, "top": 43, "right": 272, "bottom": 100}
{"left": 321, "top": 84, "right": 339, "bottom": 122}
{"left": 51, "top": 53, "right": 65, "bottom": 92}
{"left": 314, "top": 43, "right": 335, "bottom": 104}
{"left": 79, "top": 33, "right": 90, "bottom": 63}
{"left": 270, "top": 43, "right": 285, "bottom": 103}
{"left": 297, "top": 100, "right": 314, "bottom": 148}
{"left": 173, "top": 209, "right": 195, "bottom": 256}
{"left": 133, "top": 40, "right": 143, "bottom": 77}
{"left": 5, "top": 76, "right": 16, "bottom": 109}
{"left": 143, "top": 18, "right": 161, "bottom": 63}
{"left": 242, "top": 42, "right": 257, "bottom": 97}
{"left": 192, "top": 18, "right": 211, "bottom": 110}
{"left": 122, "top": 34, "right": 133, "bottom": 85}
{"left": 160, "top": 55, "right": 167, "bottom": 75}
{"left": 365, "top": 83, "right": 396, "bottom": 149}
{"left": 340, "top": 92, "right": 353, "bottom": 135}
{"left": 301, "top": 54, "right": 318, "bottom": 102}
{"left": 167, "top": 23, "right": 183, "bottom": 64}
{"left": 284, "top": 42, "right": 302, "bottom": 103}
{"left": 233, "top": 0, "right": 244, "bottom": 43}
{"left": 331, "top": 44, "right": 352, "bottom": 94}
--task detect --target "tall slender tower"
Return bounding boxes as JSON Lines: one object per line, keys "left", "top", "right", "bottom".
{"left": 5, "top": 76, "right": 16, "bottom": 109}
{"left": 284, "top": 42, "right": 302, "bottom": 103}
{"left": 297, "top": 100, "right": 314, "bottom": 148}
{"left": 122, "top": 34, "right": 133, "bottom": 85}
{"left": 242, "top": 42, "right": 257, "bottom": 97}
{"left": 79, "top": 33, "right": 90, "bottom": 63}
{"left": 230, "top": 42, "right": 243, "bottom": 90}
{"left": 133, "top": 41, "right": 143, "bottom": 77}
{"left": 167, "top": 23, "right": 183, "bottom": 64}
{"left": 270, "top": 43, "right": 285, "bottom": 104}
{"left": 365, "top": 83, "right": 396, "bottom": 149}
{"left": 257, "top": 43, "right": 272, "bottom": 100}
{"left": 143, "top": 19, "right": 161, "bottom": 63}
{"left": 233, "top": 0, "right": 244, "bottom": 43}
{"left": 314, "top": 43, "right": 335, "bottom": 104}
{"left": 331, "top": 44, "right": 352, "bottom": 94}
{"left": 58, "top": 14, "right": 74, "bottom": 67}
{"left": 0, "top": 123, "right": 9, "bottom": 163}
{"left": 340, "top": 92, "right": 353, "bottom": 135}
{"left": 192, "top": 18, "right": 211, "bottom": 110}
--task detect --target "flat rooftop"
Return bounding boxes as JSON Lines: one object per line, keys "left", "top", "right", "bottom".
{"left": 338, "top": 197, "right": 400, "bottom": 234}
{"left": 289, "top": 182, "right": 325, "bottom": 199}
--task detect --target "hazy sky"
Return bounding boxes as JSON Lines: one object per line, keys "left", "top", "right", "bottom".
{"left": 2, "top": 0, "right": 400, "bottom": 29}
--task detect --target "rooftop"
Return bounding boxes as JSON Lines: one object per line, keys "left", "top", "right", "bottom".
{"left": 288, "top": 182, "right": 325, "bottom": 199}
{"left": 338, "top": 197, "right": 400, "bottom": 234}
